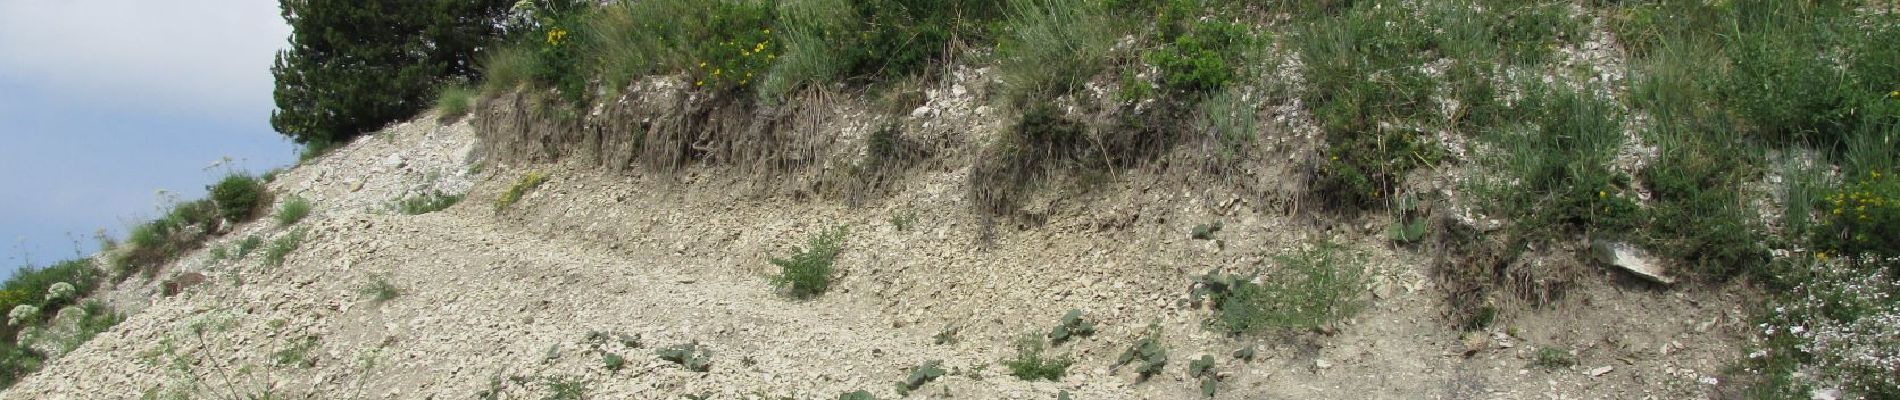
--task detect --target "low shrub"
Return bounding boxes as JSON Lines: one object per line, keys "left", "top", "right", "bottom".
{"left": 769, "top": 225, "right": 847, "bottom": 299}
{"left": 1146, "top": 19, "right": 1254, "bottom": 95}
{"left": 1532, "top": 346, "right": 1577, "bottom": 370}
{"left": 209, "top": 173, "right": 266, "bottom": 224}
{"left": 1814, "top": 170, "right": 1900, "bottom": 261}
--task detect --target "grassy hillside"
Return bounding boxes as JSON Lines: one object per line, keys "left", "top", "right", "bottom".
{"left": 460, "top": 0, "right": 1898, "bottom": 396}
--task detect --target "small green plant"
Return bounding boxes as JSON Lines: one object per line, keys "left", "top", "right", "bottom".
{"left": 889, "top": 210, "right": 918, "bottom": 232}
{"left": 933, "top": 325, "right": 960, "bottom": 345}
{"left": 1047, "top": 309, "right": 1095, "bottom": 345}
{"left": 1189, "top": 355, "right": 1217, "bottom": 397}
{"left": 770, "top": 226, "right": 847, "bottom": 299}
{"left": 1532, "top": 346, "right": 1576, "bottom": 370}
{"left": 837, "top": 391, "right": 877, "bottom": 400}
{"left": 1190, "top": 222, "right": 1222, "bottom": 240}
{"left": 1113, "top": 330, "right": 1167, "bottom": 380}
{"left": 542, "top": 375, "right": 590, "bottom": 400}
{"left": 656, "top": 341, "right": 712, "bottom": 372}
{"left": 271, "top": 335, "right": 321, "bottom": 368}
{"left": 1386, "top": 194, "right": 1429, "bottom": 243}
{"left": 1232, "top": 344, "right": 1256, "bottom": 362}
{"left": 1003, "top": 334, "right": 1070, "bottom": 381}
{"left": 209, "top": 173, "right": 266, "bottom": 223}
{"left": 897, "top": 359, "right": 946, "bottom": 395}
{"left": 359, "top": 274, "right": 400, "bottom": 303}
{"left": 495, "top": 171, "right": 549, "bottom": 211}
{"left": 601, "top": 352, "right": 626, "bottom": 372}
{"left": 263, "top": 228, "right": 307, "bottom": 268}
{"left": 208, "top": 245, "right": 230, "bottom": 262}
{"left": 397, "top": 191, "right": 464, "bottom": 215}
{"left": 275, "top": 195, "right": 312, "bottom": 226}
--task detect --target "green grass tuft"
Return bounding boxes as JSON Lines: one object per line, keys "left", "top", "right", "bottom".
{"left": 495, "top": 171, "right": 549, "bottom": 212}
{"left": 275, "top": 195, "right": 312, "bottom": 227}
{"left": 263, "top": 228, "right": 307, "bottom": 268}
{"left": 770, "top": 226, "right": 847, "bottom": 299}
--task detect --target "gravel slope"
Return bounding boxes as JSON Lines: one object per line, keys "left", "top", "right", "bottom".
{"left": 3, "top": 114, "right": 1753, "bottom": 399}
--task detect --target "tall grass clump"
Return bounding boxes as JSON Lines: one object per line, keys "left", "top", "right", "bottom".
{"left": 274, "top": 195, "right": 312, "bottom": 227}
{"left": 995, "top": 0, "right": 1117, "bottom": 104}
{"left": 769, "top": 225, "right": 847, "bottom": 299}
{"left": 761, "top": 0, "right": 1005, "bottom": 101}
{"left": 1470, "top": 84, "right": 1632, "bottom": 239}
{"left": 434, "top": 84, "right": 477, "bottom": 120}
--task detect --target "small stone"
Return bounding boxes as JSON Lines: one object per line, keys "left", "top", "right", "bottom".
{"left": 1591, "top": 239, "right": 1675, "bottom": 285}
{"left": 910, "top": 106, "right": 935, "bottom": 118}
{"left": 1314, "top": 359, "right": 1332, "bottom": 370}
{"left": 1587, "top": 366, "right": 1614, "bottom": 377}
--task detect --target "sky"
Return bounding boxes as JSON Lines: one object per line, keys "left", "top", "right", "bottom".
{"left": 0, "top": 1, "right": 295, "bottom": 272}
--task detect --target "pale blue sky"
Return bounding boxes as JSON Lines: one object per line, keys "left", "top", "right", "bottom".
{"left": 1, "top": 1, "right": 295, "bottom": 271}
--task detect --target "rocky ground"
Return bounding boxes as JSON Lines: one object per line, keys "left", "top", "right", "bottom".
{"left": 0, "top": 108, "right": 1756, "bottom": 399}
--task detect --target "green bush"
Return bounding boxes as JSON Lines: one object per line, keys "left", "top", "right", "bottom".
{"left": 1531, "top": 346, "right": 1576, "bottom": 370}
{"left": 209, "top": 173, "right": 266, "bottom": 224}
{"left": 275, "top": 195, "right": 312, "bottom": 227}
{"left": 770, "top": 226, "right": 847, "bottom": 299}
{"left": 1753, "top": 257, "right": 1900, "bottom": 398}
{"left": 1146, "top": 20, "right": 1253, "bottom": 95}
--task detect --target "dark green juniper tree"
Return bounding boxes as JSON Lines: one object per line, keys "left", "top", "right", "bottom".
{"left": 270, "top": 0, "right": 513, "bottom": 146}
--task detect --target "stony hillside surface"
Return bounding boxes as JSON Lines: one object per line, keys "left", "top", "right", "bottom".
{"left": 0, "top": 110, "right": 1757, "bottom": 399}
